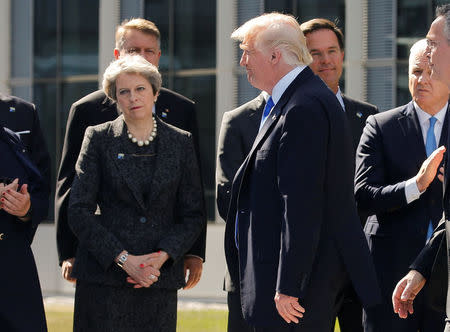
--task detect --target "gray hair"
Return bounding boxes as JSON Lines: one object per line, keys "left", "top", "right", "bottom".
{"left": 231, "top": 12, "right": 312, "bottom": 67}
{"left": 102, "top": 55, "right": 162, "bottom": 101}
{"left": 436, "top": 4, "right": 450, "bottom": 43}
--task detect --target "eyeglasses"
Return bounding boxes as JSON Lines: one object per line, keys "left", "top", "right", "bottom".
{"left": 426, "top": 39, "right": 440, "bottom": 51}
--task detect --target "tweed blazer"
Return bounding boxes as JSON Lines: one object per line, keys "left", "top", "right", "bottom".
{"left": 68, "top": 115, "right": 205, "bottom": 289}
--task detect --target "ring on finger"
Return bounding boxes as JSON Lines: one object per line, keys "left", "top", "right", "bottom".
{"left": 149, "top": 274, "right": 157, "bottom": 280}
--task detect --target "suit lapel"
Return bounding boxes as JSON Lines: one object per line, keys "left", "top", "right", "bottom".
{"left": 247, "top": 93, "right": 266, "bottom": 137}
{"left": 442, "top": 104, "right": 450, "bottom": 204}
{"left": 108, "top": 117, "right": 147, "bottom": 212}
{"left": 234, "top": 67, "right": 314, "bottom": 199}
{"left": 397, "top": 102, "right": 427, "bottom": 170}
{"left": 343, "top": 96, "right": 360, "bottom": 128}
{"left": 148, "top": 120, "right": 177, "bottom": 204}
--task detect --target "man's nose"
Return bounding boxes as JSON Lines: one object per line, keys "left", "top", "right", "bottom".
{"left": 240, "top": 53, "right": 246, "bottom": 67}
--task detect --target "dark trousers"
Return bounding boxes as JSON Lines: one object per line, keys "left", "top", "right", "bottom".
{"left": 227, "top": 291, "right": 253, "bottom": 332}
{"left": 363, "top": 289, "right": 445, "bottom": 332}
{"left": 255, "top": 239, "right": 347, "bottom": 331}
{"left": 332, "top": 285, "right": 363, "bottom": 332}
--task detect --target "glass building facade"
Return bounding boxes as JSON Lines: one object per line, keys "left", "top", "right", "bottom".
{"left": 3, "top": 0, "right": 446, "bottom": 222}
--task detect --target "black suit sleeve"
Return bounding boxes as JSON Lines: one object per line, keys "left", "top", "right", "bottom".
{"left": 180, "top": 102, "right": 206, "bottom": 261}
{"left": 354, "top": 115, "right": 409, "bottom": 215}
{"left": 28, "top": 104, "right": 51, "bottom": 195}
{"left": 28, "top": 105, "right": 51, "bottom": 233}
{"left": 410, "top": 217, "right": 446, "bottom": 278}
{"left": 157, "top": 91, "right": 206, "bottom": 261}
{"left": 55, "top": 102, "right": 88, "bottom": 264}
{"left": 216, "top": 112, "right": 247, "bottom": 221}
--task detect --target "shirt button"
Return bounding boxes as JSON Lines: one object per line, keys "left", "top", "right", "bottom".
{"left": 139, "top": 217, "right": 147, "bottom": 224}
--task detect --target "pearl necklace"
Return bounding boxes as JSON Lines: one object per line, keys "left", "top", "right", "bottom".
{"left": 127, "top": 116, "right": 157, "bottom": 146}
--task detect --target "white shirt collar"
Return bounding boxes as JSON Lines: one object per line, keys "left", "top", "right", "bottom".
{"left": 414, "top": 101, "right": 448, "bottom": 126}
{"left": 260, "top": 91, "right": 270, "bottom": 102}
{"left": 336, "top": 87, "right": 345, "bottom": 111}
{"left": 270, "top": 66, "right": 306, "bottom": 105}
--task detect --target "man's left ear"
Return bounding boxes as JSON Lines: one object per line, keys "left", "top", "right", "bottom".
{"left": 271, "top": 50, "right": 281, "bottom": 64}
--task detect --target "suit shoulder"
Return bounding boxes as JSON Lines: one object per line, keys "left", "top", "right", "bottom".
{"left": 84, "top": 119, "right": 114, "bottom": 136}
{"left": 343, "top": 95, "right": 378, "bottom": 114}
{"left": 370, "top": 104, "right": 408, "bottom": 127}
{"left": 159, "top": 87, "right": 195, "bottom": 107}
{"left": 71, "top": 90, "right": 109, "bottom": 109}
{"left": 226, "top": 94, "right": 265, "bottom": 120}
{"left": 159, "top": 118, "right": 192, "bottom": 136}
{"left": 0, "top": 94, "right": 35, "bottom": 111}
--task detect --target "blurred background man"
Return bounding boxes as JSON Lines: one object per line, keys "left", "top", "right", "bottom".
{"left": 356, "top": 38, "right": 448, "bottom": 332}
{"left": 300, "top": 18, "right": 378, "bottom": 332}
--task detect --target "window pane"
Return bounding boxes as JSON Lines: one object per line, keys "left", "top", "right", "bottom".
{"left": 396, "top": 62, "right": 410, "bottom": 107}
{"left": 33, "top": 83, "right": 57, "bottom": 220}
{"left": 60, "top": 82, "right": 99, "bottom": 153}
{"left": 265, "top": 0, "right": 294, "bottom": 13}
{"left": 34, "top": 0, "right": 57, "bottom": 78}
{"left": 173, "top": 0, "right": 216, "bottom": 69}
{"left": 144, "top": 0, "right": 170, "bottom": 72}
{"left": 62, "top": 0, "right": 99, "bottom": 76}
{"left": 174, "top": 75, "right": 216, "bottom": 220}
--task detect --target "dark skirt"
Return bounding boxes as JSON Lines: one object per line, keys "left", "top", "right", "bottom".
{"left": 0, "top": 228, "right": 47, "bottom": 332}
{"left": 74, "top": 281, "right": 177, "bottom": 332}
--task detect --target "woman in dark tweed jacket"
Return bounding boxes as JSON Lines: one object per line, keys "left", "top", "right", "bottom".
{"left": 68, "top": 55, "right": 205, "bottom": 332}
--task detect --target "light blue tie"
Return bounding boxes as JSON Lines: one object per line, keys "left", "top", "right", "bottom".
{"left": 259, "top": 97, "right": 274, "bottom": 131}
{"left": 425, "top": 116, "right": 437, "bottom": 241}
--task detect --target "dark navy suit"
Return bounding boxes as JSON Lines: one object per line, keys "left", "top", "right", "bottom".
{"left": 355, "top": 102, "right": 448, "bottom": 332}
{"left": 216, "top": 92, "right": 265, "bottom": 332}
{"left": 225, "top": 67, "right": 381, "bottom": 331}
{"left": 0, "top": 127, "right": 49, "bottom": 331}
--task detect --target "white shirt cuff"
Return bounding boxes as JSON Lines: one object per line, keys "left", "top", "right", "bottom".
{"left": 405, "top": 177, "right": 422, "bottom": 204}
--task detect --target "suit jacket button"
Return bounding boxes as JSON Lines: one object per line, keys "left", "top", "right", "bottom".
{"left": 139, "top": 217, "right": 147, "bottom": 224}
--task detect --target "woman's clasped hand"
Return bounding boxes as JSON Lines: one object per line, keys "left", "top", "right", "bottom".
{"left": 124, "top": 251, "right": 170, "bottom": 288}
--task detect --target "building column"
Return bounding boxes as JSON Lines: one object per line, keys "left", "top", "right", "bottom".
{"left": 215, "top": 0, "right": 236, "bottom": 223}
{"left": 345, "top": 0, "right": 367, "bottom": 101}
{"left": 99, "top": 0, "right": 121, "bottom": 85}
{"left": 0, "top": 0, "right": 10, "bottom": 94}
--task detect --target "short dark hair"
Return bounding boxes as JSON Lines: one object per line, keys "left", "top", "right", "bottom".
{"left": 300, "top": 18, "right": 344, "bottom": 50}
{"left": 436, "top": 4, "right": 450, "bottom": 43}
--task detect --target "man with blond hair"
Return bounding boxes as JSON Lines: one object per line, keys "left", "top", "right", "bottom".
{"left": 225, "top": 12, "right": 380, "bottom": 331}
{"left": 55, "top": 18, "right": 206, "bottom": 289}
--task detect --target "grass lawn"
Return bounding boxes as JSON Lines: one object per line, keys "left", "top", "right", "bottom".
{"left": 45, "top": 304, "right": 340, "bottom": 331}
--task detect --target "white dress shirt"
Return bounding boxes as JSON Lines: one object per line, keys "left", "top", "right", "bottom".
{"left": 405, "top": 101, "right": 448, "bottom": 203}
{"left": 336, "top": 87, "right": 345, "bottom": 111}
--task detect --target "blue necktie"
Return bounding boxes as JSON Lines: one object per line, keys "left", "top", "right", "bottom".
{"left": 259, "top": 97, "right": 274, "bottom": 130}
{"left": 425, "top": 116, "right": 437, "bottom": 241}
